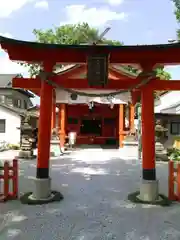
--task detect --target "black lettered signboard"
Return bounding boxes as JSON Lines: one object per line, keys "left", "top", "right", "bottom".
{"left": 87, "top": 54, "right": 109, "bottom": 87}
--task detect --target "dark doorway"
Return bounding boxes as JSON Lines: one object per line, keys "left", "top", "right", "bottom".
{"left": 80, "top": 118, "right": 102, "bottom": 136}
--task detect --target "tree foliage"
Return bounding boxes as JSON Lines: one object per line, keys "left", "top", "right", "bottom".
{"left": 20, "top": 23, "right": 122, "bottom": 76}
{"left": 172, "top": 0, "right": 180, "bottom": 38}
{"left": 19, "top": 22, "right": 170, "bottom": 82}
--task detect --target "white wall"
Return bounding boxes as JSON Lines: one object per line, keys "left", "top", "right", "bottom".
{"left": 0, "top": 106, "right": 21, "bottom": 145}
{"left": 155, "top": 91, "right": 180, "bottom": 113}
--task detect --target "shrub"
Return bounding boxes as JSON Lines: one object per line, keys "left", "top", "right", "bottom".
{"left": 167, "top": 147, "right": 180, "bottom": 161}
{"left": 8, "top": 144, "right": 20, "bottom": 150}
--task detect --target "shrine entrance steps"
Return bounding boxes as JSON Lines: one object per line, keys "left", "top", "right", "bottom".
{"left": 74, "top": 144, "right": 119, "bottom": 150}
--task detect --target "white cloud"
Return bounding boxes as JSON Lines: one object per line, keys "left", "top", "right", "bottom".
{"left": 0, "top": 51, "right": 29, "bottom": 76}
{"left": 0, "top": 0, "right": 35, "bottom": 18}
{"left": 34, "top": 0, "right": 48, "bottom": 10}
{"left": 0, "top": 32, "right": 13, "bottom": 38}
{"left": 61, "top": 5, "right": 128, "bottom": 27}
{"left": 107, "top": 0, "right": 124, "bottom": 6}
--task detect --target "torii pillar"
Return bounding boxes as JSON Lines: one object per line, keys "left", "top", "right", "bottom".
{"left": 21, "top": 62, "right": 63, "bottom": 204}
{"left": 58, "top": 103, "right": 66, "bottom": 151}
{"left": 129, "top": 104, "right": 135, "bottom": 132}
{"left": 119, "top": 104, "right": 124, "bottom": 148}
{"left": 51, "top": 90, "right": 56, "bottom": 130}
{"left": 138, "top": 86, "right": 158, "bottom": 201}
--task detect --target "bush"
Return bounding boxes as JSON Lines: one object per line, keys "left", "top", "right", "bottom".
{"left": 167, "top": 147, "right": 180, "bottom": 161}
{"left": 8, "top": 144, "right": 20, "bottom": 150}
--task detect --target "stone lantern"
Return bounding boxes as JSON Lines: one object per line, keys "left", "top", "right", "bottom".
{"left": 50, "top": 128, "right": 62, "bottom": 157}
{"left": 18, "top": 115, "right": 34, "bottom": 159}
{"left": 155, "top": 119, "right": 168, "bottom": 161}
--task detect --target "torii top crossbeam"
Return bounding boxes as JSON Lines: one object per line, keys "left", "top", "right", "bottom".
{"left": 1, "top": 36, "right": 180, "bottom": 65}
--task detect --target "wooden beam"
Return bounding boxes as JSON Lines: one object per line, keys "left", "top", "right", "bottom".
{"left": 2, "top": 39, "right": 180, "bottom": 64}
{"left": 13, "top": 76, "right": 180, "bottom": 93}
{"left": 150, "top": 80, "right": 180, "bottom": 91}
{"left": 12, "top": 76, "right": 145, "bottom": 90}
{"left": 31, "top": 89, "right": 40, "bottom": 96}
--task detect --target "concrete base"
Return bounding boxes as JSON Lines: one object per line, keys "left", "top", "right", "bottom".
{"left": 20, "top": 177, "right": 64, "bottom": 205}
{"left": 32, "top": 178, "right": 51, "bottom": 200}
{"left": 138, "top": 180, "right": 159, "bottom": 202}
{"left": 18, "top": 150, "right": 34, "bottom": 159}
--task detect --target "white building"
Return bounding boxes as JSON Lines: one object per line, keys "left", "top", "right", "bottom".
{"left": 0, "top": 74, "right": 34, "bottom": 145}
{"left": 155, "top": 91, "right": 180, "bottom": 148}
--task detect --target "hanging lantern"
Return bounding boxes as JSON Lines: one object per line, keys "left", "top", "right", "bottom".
{"left": 110, "top": 103, "right": 114, "bottom": 109}
{"left": 87, "top": 53, "right": 109, "bottom": 87}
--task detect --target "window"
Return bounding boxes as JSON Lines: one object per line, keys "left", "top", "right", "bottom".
{"left": 0, "top": 96, "right": 5, "bottom": 103}
{"left": 6, "top": 97, "right": 13, "bottom": 107}
{"left": 13, "top": 99, "right": 21, "bottom": 108}
{"left": 68, "top": 118, "right": 78, "bottom": 124}
{"left": 24, "top": 100, "right": 27, "bottom": 109}
{"left": 0, "top": 120, "right": 6, "bottom": 133}
{"left": 170, "top": 122, "right": 180, "bottom": 135}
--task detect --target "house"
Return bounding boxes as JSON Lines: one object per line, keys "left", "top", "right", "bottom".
{"left": 0, "top": 74, "right": 34, "bottom": 145}
{"left": 155, "top": 91, "right": 180, "bottom": 148}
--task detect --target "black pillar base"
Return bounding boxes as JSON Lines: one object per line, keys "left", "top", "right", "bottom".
{"left": 142, "top": 168, "right": 156, "bottom": 181}
{"left": 127, "top": 191, "right": 171, "bottom": 206}
{"left": 20, "top": 190, "right": 64, "bottom": 205}
{"left": 36, "top": 167, "right": 49, "bottom": 179}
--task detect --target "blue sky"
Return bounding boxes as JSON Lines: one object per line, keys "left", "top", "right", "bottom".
{"left": 0, "top": 0, "right": 180, "bottom": 104}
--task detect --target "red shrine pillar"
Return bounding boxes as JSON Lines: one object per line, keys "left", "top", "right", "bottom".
{"left": 119, "top": 104, "right": 124, "bottom": 148}
{"left": 129, "top": 104, "right": 135, "bottom": 132}
{"left": 51, "top": 90, "right": 56, "bottom": 130}
{"left": 33, "top": 62, "right": 55, "bottom": 201}
{"left": 21, "top": 62, "right": 64, "bottom": 204}
{"left": 59, "top": 103, "right": 66, "bottom": 150}
{"left": 140, "top": 86, "right": 158, "bottom": 201}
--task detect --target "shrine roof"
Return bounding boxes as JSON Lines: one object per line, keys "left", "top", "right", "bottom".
{"left": 55, "top": 64, "right": 139, "bottom": 79}
{"left": 0, "top": 102, "right": 26, "bottom": 116}
{"left": 0, "top": 74, "right": 34, "bottom": 97}
{"left": 1, "top": 36, "right": 180, "bottom": 64}
{"left": 1, "top": 35, "right": 180, "bottom": 50}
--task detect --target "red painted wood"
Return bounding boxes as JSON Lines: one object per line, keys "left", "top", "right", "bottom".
{"left": 2, "top": 40, "right": 180, "bottom": 64}
{"left": 12, "top": 77, "right": 142, "bottom": 90}
{"left": 66, "top": 104, "right": 119, "bottom": 145}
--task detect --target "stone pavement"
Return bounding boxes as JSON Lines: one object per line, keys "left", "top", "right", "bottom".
{"left": 0, "top": 148, "right": 179, "bottom": 239}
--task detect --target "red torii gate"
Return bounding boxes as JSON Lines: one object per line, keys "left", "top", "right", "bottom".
{"left": 1, "top": 35, "right": 180, "bottom": 205}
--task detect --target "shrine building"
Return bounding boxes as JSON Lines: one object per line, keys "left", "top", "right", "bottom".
{"left": 49, "top": 64, "right": 137, "bottom": 148}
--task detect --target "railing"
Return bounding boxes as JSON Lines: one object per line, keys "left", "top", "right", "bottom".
{"left": 168, "top": 160, "right": 180, "bottom": 201}
{"left": 0, "top": 159, "right": 18, "bottom": 202}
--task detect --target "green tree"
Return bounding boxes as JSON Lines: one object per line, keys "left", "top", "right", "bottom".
{"left": 19, "top": 22, "right": 170, "bottom": 82}
{"left": 20, "top": 23, "right": 122, "bottom": 76}
{"left": 172, "top": 0, "right": 180, "bottom": 38}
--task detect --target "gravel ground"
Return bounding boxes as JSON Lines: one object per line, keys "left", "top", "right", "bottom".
{"left": 0, "top": 148, "right": 179, "bottom": 240}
